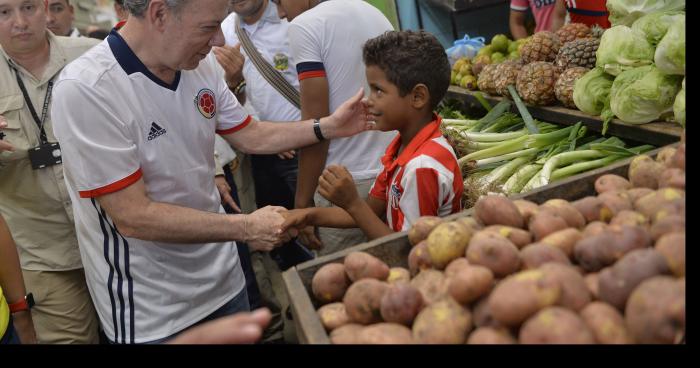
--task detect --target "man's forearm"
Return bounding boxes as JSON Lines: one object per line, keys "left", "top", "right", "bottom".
{"left": 295, "top": 141, "right": 330, "bottom": 208}
{"left": 345, "top": 200, "right": 393, "bottom": 240}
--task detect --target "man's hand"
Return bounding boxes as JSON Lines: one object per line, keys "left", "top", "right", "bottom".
{"left": 244, "top": 206, "right": 296, "bottom": 252}
{"left": 318, "top": 165, "right": 361, "bottom": 210}
{"left": 321, "top": 88, "right": 375, "bottom": 139}
{"left": 12, "top": 311, "right": 37, "bottom": 344}
{"left": 0, "top": 116, "right": 15, "bottom": 153}
{"left": 168, "top": 308, "right": 272, "bottom": 344}
{"left": 215, "top": 175, "right": 241, "bottom": 213}
{"left": 277, "top": 150, "right": 296, "bottom": 160}
{"left": 213, "top": 44, "right": 245, "bottom": 89}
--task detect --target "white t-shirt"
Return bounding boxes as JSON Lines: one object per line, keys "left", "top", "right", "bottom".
{"left": 288, "top": 0, "right": 397, "bottom": 180}
{"left": 51, "top": 31, "right": 248, "bottom": 343}
{"left": 221, "top": 2, "right": 300, "bottom": 122}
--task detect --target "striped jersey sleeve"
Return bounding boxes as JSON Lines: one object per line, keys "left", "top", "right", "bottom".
{"left": 511, "top": 0, "right": 530, "bottom": 11}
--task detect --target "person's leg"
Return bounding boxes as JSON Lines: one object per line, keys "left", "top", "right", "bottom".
{"left": 21, "top": 269, "right": 100, "bottom": 344}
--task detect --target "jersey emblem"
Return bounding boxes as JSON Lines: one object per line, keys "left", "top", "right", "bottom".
{"left": 273, "top": 53, "right": 289, "bottom": 71}
{"left": 195, "top": 88, "right": 216, "bottom": 119}
{"left": 390, "top": 183, "right": 402, "bottom": 209}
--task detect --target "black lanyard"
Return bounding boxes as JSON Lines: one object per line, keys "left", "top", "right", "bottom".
{"left": 10, "top": 65, "right": 53, "bottom": 144}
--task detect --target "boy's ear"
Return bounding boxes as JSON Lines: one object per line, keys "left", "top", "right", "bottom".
{"left": 410, "top": 84, "right": 430, "bottom": 109}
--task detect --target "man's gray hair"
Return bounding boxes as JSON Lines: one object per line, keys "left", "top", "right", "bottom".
{"left": 122, "top": 0, "right": 189, "bottom": 17}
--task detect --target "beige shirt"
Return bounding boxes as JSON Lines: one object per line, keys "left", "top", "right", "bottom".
{"left": 0, "top": 33, "right": 99, "bottom": 271}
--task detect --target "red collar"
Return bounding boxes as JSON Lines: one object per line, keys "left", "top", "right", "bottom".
{"left": 115, "top": 20, "right": 127, "bottom": 31}
{"left": 380, "top": 114, "right": 443, "bottom": 172}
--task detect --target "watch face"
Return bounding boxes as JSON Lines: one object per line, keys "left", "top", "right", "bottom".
{"left": 26, "top": 293, "right": 35, "bottom": 308}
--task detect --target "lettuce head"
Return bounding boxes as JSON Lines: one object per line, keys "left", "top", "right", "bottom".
{"left": 608, "top": 0, "right": 685, "bottom": 26}
{"left": 596, "top": 26, "right": 655, "bottom": 76}
{"left": 610, "top": 65, "right": 682, "bottom": 124}
{"left": 654, "top": 16, "right": 686, "bottom": 75}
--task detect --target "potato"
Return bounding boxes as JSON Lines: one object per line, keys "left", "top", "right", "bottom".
{"left": 625, "top": 276, "right": 685, "bottom": 344}
{"left": 634, "top": 188, "right": 685, "bottom": 218}
{"left": 408, "top": 241, "right": 433, "bottom": 276}
{"left": 386, "top": 267, "right": 411, "bottom": 284}
{"left": 444, "top": 257, "right": 470, "bottom": 278}
{"left": 572, "top": 196, "right": 613, "bottom": 223}
{"left": 342, "top": 279, "right": 389, "bottom": 325}
{"left": 312, "top": 263, "right": 352, "bottom": 304}
{"left": 655, "top": 232, "right": 685, "bottom": 277}
{"left": 448, "top": 265, "right": 494, "bottom": 305}
{"left": 580, "top": 302, "right": 633, "bottom": 344}
{"left": 380, "top": 283, "right": 425, "bottom": 326}
{"left": 466, "top": 231, "right": 521, "bottom": 278}
{"left": 540, "top": 263, "right": 591, "bottom": 311}
{"left": 329, "top": 323, "right": 363, "bottom": 344}
{"left": 658, "top": 168, "right": 685, "bottom": 190}
{"left": 584, "top": 272, "right": 600, "bottom": 300}
{"left": 455, "top": 216, "right": 483, "bottom": 233}
{"left": 472, "top": 294, "right": 498, "bottom": 328}
{"left": 629, "top": 155, "right": 664, "bottom": 189}
{"left": 582, "top": 221, "right": 608, "bottom": 237}
{"left": 595, "top": 174, "right": 632, "bottom": 195}
{"left": 410, "top": 269, "right": 448, "bottom": 305}
{"left": 528, "top": 209, "right": 569, "bottom": 241}
{"left": 408, "top": 216, "right": 444, "bottom": 246}
{"left": 606, "top": 224, "right": 653, "bottom": 256}
{"left": 626, "top": 188, "right": 654, "bottom": 203}
{"left": 483, "top": 225, "right": 533, "bottom": 249}
{"left": 573, "top": 232, "right": 618, "bottom": 272}
{"left": 520, "top": 243, "right": 571, "bottom": 270}
{"left": 412, "top": 298, "right": 473, "bottom": 344}
{"left": 610, "top": 210, "right": 649, "bottom": 228}
{"left": 344, "top": 251, "right": 390, "bottom": 282}
{"left": 541, "top": 199, "right": 586, "bottom": 229}
{"left": 649, "top": 215, "right": 684, "bottom": 241}
{"left": 467, "top": 327, "right": 517, "bottom": 344}
{"left": 519, "top": 307, "right": 595, "bottom": 344}
{"left": 488, "top": 269, "right": 561, "bottom": 327}
{"left": 669, "top": 143, "right": 685, "bottom": 171}
{"left": 597, "top": 190, "right": 633, "bottom": 216}
{"left": 539, "top": 228, "right": 582, "bottom": 259}
{"left": 513, "top": 199, "right": 539, "bottom": 224}
{"left": 598, "top": 248, "right": 670, "bottom": 310}
{"left": 356, "top": 323, "right": 414, "bottom": 344}
{"left": 655, "top": 146, "right": 677, "bottom": 166}
{"left": 318, "top": 302, "right": 350, "bottom": 332}
{"left": 474, "top": 195, "right": 525, "bottom": 229}
{"left": 426, "top": 221, "right": 474, "bottom": 270}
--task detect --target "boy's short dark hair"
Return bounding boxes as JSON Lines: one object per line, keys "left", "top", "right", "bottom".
{"left": 363, "top": 30, "right": 450, "bottom": 110}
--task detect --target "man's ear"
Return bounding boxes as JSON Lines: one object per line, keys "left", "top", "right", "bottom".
{"left": 410, "top": 84, "right": 430, "bottom": 110}
{"left": 147, "top": 0, "right": 170, "bottom": 31}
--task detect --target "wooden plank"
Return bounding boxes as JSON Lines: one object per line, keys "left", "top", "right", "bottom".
{"left": 445, "top": 86, "right": 682, "bottom": 147}
{"left": 284, "top": 143, "right": 677, "bottom": 344}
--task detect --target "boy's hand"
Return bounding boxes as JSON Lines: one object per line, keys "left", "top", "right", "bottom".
{"left": 279, "top": 208, "right": 312, "bottom": 232}
{"left": 318, "top": 165, "right": 360, "bottom": 210}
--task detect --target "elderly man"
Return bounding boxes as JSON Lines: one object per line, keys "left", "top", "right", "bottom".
{"left": 50, "top": 0, "right": 372, "bottom": 344}
{"left": 46, "top": 0, "right": 80, "bottom": 37}
{"left": 0, "top": 0, "right": 100, "bottom": 343}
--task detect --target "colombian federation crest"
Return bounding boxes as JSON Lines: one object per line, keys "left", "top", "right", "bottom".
{"left": 195, "top": 88, "right": 216, "bottom": 119}
{"left": 390, "top": 183, "right": 402, "bottom": 209}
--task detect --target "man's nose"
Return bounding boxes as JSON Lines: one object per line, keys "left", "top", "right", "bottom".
{"left": 210, "top": 27, "right": 225, "bottom": 47}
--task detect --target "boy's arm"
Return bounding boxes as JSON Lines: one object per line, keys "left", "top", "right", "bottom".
{"left": 345, "top": 196, "right": 393, "bottom": 241}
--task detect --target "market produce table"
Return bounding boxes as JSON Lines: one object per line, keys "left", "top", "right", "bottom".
{"left": 445, "top": 86, "right": 682, "bottom": 147}
{"left": 281, "top": 144, "right": 676, "bottom": 344}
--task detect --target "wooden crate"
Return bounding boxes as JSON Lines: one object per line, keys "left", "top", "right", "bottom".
{"left": 445, "top": 86, "right": 682, "bottom": 147}
{"left": 282, "top": 143, "right": 678, "bottom": 344}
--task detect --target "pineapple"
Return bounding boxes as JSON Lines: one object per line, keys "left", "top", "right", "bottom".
{"left": 516, "top": 62, "right": 560, "bottom": 106}
{"left": 520, "top": 31, "right": 561, "bottom": 63}
{"left": 477, "top": 63, "right": 499, "bottom": 95}
{"left": 555, "top": 23, "right": 591, "bottom": 43}
{"left": 494, "top": 60, "right": 525, "bottom": 96}
{"left": 554, "top": 38, "right": 599, "bottom": 71}
{"left": 555, "top": 67, "right": 589, "bottom": 109}
{"left": 590, "top": 24, "right": 605, "bottom": 39}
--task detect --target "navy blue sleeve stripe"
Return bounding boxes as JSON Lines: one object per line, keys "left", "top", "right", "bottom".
{"left": 566, "top": 7, "right": 609, "bottom": 17}
{"left": 296, "top": 61, "right": 326, "bottom": 74}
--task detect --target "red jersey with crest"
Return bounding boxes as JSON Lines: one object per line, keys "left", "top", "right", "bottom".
{"left": 369, "top": 116, "right": 463, "bottom": 232}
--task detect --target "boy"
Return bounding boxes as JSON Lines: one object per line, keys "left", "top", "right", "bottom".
{"left": 281, "top": 30, "right": 462, "bottom": 240}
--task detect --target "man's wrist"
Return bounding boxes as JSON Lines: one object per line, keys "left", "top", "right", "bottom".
{"left": 317, "top": 117, "right": 334, "bottom": 140}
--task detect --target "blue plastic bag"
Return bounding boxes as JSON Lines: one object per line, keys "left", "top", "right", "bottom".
{"left": 446, "top": 35, "right": 486, "bottom": 66}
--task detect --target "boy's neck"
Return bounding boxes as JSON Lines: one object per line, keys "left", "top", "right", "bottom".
{"left": 397, "top": 112, "right": 436, "bottom": 155}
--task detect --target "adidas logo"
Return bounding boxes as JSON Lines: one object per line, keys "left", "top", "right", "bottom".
{"left": 147, "top": 122, "right": 167, "bottom": 141}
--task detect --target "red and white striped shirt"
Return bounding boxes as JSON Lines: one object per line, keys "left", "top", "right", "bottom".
{"left": 369, "top": 116, "right": 463, "bottom": 232}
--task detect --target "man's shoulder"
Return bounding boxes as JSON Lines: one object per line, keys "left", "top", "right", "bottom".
{"left": 55, "top": 35, "right": 101, "bottom": 58}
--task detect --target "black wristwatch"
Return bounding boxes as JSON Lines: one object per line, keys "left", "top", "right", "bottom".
{"left": 9, "top": 292, "right": 34, "bottom": 313}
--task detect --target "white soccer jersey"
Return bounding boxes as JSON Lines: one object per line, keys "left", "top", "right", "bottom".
{"left": 51, "top": 30, "right": 248, "bottom": 343}
{"left": 288, "top": 0, "right": 397, "bottom": 180}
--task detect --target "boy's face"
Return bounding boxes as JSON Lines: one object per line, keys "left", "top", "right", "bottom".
{"left": 365, "top": 65, "right": 411, "bottom": 132}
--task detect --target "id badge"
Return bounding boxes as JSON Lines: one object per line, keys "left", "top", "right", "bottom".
{"left": 28, "top": 142, "right": 62, "bottom": 170}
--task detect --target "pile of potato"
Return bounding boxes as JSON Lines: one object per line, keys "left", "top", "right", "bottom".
{"left": 310, "top": 135, "right": 685, "bottom": 344}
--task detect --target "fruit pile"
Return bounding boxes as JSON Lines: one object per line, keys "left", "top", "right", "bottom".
{"left": 308, "top": 133, "right": 685, "bottom": 344}
{"left": 450, "top": 34, "right": 525, "bottom": 90}
{"left": 473, "top": 23, "right": 606, "bottom": 108}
